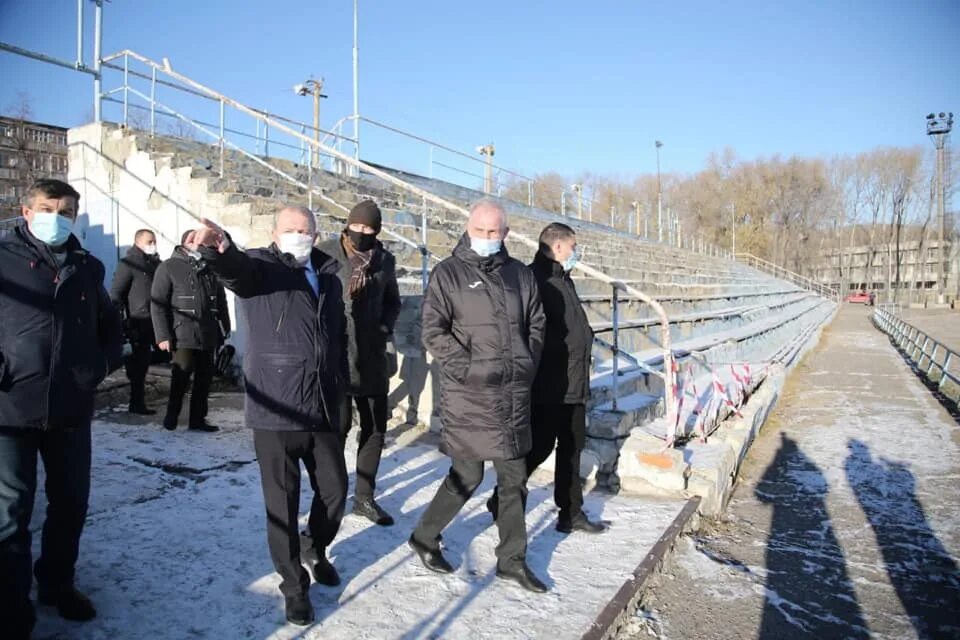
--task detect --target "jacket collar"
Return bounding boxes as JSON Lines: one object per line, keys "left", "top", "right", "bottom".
{"left": 532, "top": 250, "right": 565, "bottom": 278}
{"left": 13, "top": 219, "right": 86, "bottom": 270}
{"left": 268, "top": 242, "right": 338, "bottom": 274}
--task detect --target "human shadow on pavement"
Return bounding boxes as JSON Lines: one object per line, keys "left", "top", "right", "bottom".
{"left": 756, "top": 433, "right": 869, "bottom": 638}
{"left": 845, "top": 439, "right": 960, "bottom": 639}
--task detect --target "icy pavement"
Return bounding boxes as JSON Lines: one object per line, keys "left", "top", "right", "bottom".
{"left": 29, "top": 395, "right": 687, "bottom": 639}
{"left": 630, "top": 306, "right": 960, "bottom": 640}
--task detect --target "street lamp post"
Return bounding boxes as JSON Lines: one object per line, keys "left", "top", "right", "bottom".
{"left": 294, "top": 78, "right": 327, "bottom": 170}
{"left": 571, "top": 184, "right": 583, "bottom": 220}
{"left": 477, "top": 143, "right": 495, "bottom": 194}
{"left": 926, "top": 111, "right": 954, "bottom": 304}
{"left": 631, "top": 200, "right": 641, "bottom": 237}
{"left": 655, "top": 140, "right": 664, "bottom": 242}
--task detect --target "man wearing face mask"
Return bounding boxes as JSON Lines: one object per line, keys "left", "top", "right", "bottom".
{"left": 184, "top": 207, "right": 348, "bottom": 627}
{"left": 111, "top": 229, "right": 162, "bottom": 415}
{"left": 318, "top": 201, "right": 402, "bottom": 526}
{"left": 150, "top": 230, "right": 230, "bottom": 432}
{"left": 409, "top": 199, "right": 548, "bottom": 593}
{"left": 490, "top": 223, "right": 606, "bottom": 534}
{"left": 0, "top": 179, "right": 123, "bottom": 637}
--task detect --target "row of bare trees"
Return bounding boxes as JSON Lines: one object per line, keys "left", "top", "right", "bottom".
{"left": 500, "top": 144, "right": 956, "bottom": 297}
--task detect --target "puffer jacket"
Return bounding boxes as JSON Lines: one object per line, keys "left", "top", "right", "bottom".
{"left": 421, "top": 234, "right": 545, "bottom": 460}
{"left": 150, "top": 247, "right": 230, "bottom": 351}
{"left": 110, "top": 245, "right": 161, "bottom": 345}
{"left": 0, "top": 221, "right": 123, "bottom": 430}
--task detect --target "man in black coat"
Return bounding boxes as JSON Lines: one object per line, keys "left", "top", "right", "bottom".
{"left": 0, "top": 179, "right": 123, "bottom": 637}
{"left": 409, "top": 199, "right": 548, "bottom": 593}
{"left": 110, "top": 229, "right": 161, "bottom": 415}
{"left": 525, "top": 223, "right": 605, "bottom": 533}
{"left": 318, "top": 201, "right": 402, "bottom": 526}
{"left": 186, "top": 206, "right": 347, "bottom": 627}
{"left": 150, "top": 230, "right": 230, "bottom": 432}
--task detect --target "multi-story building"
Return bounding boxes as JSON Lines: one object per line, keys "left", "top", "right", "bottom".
{"left": 0, "top": 115, "right": 69, "bottom": 220}
{"left": 812, "top": 239, "right": 958, "bottom": 303}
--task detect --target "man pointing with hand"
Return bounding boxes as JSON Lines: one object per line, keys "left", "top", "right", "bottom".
{"left": 185, "top": 207, "right": 347, "bottom": 628}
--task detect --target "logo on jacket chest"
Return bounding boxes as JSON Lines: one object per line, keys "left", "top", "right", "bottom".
{"left": 468, "top": 280, "right": 483, "bottom": 289}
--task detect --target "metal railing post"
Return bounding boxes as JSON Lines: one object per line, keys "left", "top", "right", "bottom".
{"left": 149, "top": 66, "right": 156, "bottom": 136}
{"left": 218, "top": 98, "right": 225, "bottom": 177}
{"left": 122, "top": 54, "right": 129, "bottom": 127}
{"left": 307, "top": 158, "right": 313, "bottom": 210}
{"left": 420, "top": 195, "right": 429, "bottom": 293}
{"left": 264, "top": 120, "right": 270, "bottom": 158}
{"left": 611, "top": 284, "right": 620, "bottom": 412}
{"left": 939, "top": 352, "right": 953, "bottom": 394}
{"left": 93, "top": 0, "right": 102, "bottom": 122}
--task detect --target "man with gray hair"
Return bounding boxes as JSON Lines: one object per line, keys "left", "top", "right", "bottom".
{"left": 409, "top": 199, "right": 548, "bottom": 593}
{"left": 186, "top": 207, "right": 347, "bottom": 627}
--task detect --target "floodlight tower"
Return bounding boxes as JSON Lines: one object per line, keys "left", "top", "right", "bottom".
{"left": 926, "top": 111, "right": 954, "bottom": 303}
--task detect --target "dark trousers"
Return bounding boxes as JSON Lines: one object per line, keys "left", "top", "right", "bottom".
{"left": 252, "top": 429, "right": 347, "bottom": 597}
{"left": 526, "top": 403, "right": 587, "bottom": 518}
{"left": 125, "top": 340, "right": 152, "bottom": 408}
{"left": 165, "top": 348, "right": 214, "bottom": 428}
{"left": 338, "top": 394, "right": 388, "bottom": 500}
{"left": 0, "top": 427, "right": 92, "bottom": 631}
{"left": 413, "top": 457, "right": 528, "bottom": 569}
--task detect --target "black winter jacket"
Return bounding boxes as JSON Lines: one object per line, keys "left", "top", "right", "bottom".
{"left": 529, "top": 251, "right": 593, "bottom": 405}
{"left": 0, "top": 222, "right": 123, "bottom": 430}
{"left": 201, "top": 240, "right": 347, "bottom": 431}
{"left": 317, "top": 236, "right": 402, "bottom": 397}
{"left": 110, "top": 245, "right": 161, "bottom": 344}
{"left": 150, "top": 248, "right": 230, "bottom": 351}
{"left": 421, "top": 234, "right": 545, "bottom": 461}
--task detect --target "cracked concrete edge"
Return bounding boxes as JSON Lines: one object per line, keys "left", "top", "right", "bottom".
{"left": 580, "top": 496, "right": 702, "bottom": 640}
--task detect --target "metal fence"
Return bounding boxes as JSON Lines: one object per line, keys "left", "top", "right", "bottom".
{"left": 872, "top": 307, "right": 960, "bottom": 409}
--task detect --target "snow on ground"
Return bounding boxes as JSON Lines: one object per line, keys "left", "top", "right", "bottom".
{"left": 30, "top": 396, "right": 686, "bottom": 639}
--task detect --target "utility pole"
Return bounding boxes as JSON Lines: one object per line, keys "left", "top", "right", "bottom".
{"left": 926, "top": 112, "right": 953, "bottom": 304}
{"left": 294, "top": 78, "right": 327, "bottom": 169}
{"left": 477, "top": 143, "right": 495, "bottom": 194}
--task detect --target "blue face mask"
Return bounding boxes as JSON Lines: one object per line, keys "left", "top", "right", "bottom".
{"left": 562, "top": 249, "right": 579, "bottom": 272}
{"left": 470, "top": 237, "right": 502, "bottom": 257}
{"left": 29, "top": 211, "right": 74, "bottom": 246}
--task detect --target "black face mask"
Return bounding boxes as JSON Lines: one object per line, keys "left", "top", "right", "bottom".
{"left": 348, "top": 229, "right": 376, "bottom": 252}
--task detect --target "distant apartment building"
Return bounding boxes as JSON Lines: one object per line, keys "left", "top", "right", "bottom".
{"left": 0, "top": 115, "right": 69, "bottom": 220}
{"left": 812, "top": 239, "right": 958, "bottom": 302}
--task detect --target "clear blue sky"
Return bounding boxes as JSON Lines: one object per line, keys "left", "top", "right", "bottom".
{"left": 1, "top": 0, "right": 957, "bottom": 180}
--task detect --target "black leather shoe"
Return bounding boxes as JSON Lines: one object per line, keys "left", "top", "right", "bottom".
{"left": 38, "top": 586, "right": 97, "bottom": 621}
{"left": 352, "top": 497, "right": 395, "bottom": 526}
{"left": 557, "top": 511, "right": 607, "bottom": 534}
{"left": 408, "top": 535, "right": 453, "bottom": 574}
{"left": 301, "top": 548, "right": 341, "bottom": 586}
{"left": 162, "top": 418, "right": 177, "bottom": 431}
{"left": 128, "top": 404, "right": 156, "bottom": 415}
{"left": 187, "top": 422, "right": 219, "bottom": 432}
{"left": 496, "top": 563, "right": 548, "bottom": 593}
{"left": 284, "top": 593, "right": 314, "bottom": 626}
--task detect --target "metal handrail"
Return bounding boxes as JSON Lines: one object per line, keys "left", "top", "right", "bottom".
{"left": 873, "top": 307, "right": 959, "bottom": 407}
{"left": 101, "top": 48, "right": 678, "bottom": 442}
{"left": 736, "top": 252, "right": 840, "bottom": 302}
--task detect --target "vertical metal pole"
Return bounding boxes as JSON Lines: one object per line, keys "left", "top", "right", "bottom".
{"left": 93, "top": 0, "right": 102, "bottom": 122}
{"left": 935, "top": 137, "right": 946, "bottom": 303}
{"left": 76, "top": 0, "right": 84, "bottom": 68}
{"left": 122, "top": 54, "right": 129, "bottom": 127}
{"left": 219, "top": 99, "right": 225, "bottom": 177}
{"left": 561, "top": 191, "right": 566, "bottom": 216}
{"left": 352, "top": 0, "right": 360, "bottom": 177}
{"left": 149, "top": 66, "right": 156, "bottom": 136}
{"left": 421, "top": 196, "right": 429, "bottom": 292}
{"left": 528, "top": 180, "right": 533, "bottom": 207}
{"left": 656, "top": 141, "right": 663, "bottom": 243}
{"left": 264, "top": 120, "right": 270, "bottom": 158}
{"left": 308, "top": 155, "right": 314, "bottom": 209}
{"left": 611, "top": 284, "right": 620, "bottom": 412}
{"left": 312, "top": 84, "right": 320, "bottom": 170}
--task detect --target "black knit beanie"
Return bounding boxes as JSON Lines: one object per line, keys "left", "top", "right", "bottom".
{"left": 348, "top": 200, "right": 382, "bottom": 232}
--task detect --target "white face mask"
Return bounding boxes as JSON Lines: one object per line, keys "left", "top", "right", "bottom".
{"left": 141, "top": 244, "right": 158, "bottom": 256}
{"left": 278, "top": 232, "right": 314, "bottom": 265}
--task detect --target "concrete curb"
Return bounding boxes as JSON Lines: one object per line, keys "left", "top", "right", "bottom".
{"left": 580, "top": 496, "right": 702, "bottom": 640}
